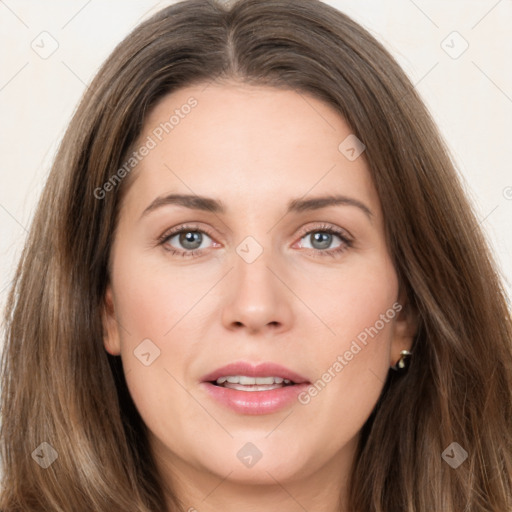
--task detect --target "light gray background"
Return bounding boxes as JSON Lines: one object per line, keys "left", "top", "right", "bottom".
{"left": 1, "top": 0, "right": 511, "bottom": 332}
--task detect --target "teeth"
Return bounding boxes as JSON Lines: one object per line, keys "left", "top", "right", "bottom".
{"left": 215, "top": 375, "right": 293, "bottom": 385}
{"left": 226, "top": 383, "right": 284, "bottom": 391}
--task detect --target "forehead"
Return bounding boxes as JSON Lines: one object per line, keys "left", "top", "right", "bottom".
{"left": 121, "top": 81, "right": 380, "bottom": 220}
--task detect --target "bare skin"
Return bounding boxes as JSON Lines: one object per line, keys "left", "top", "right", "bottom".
{"left": 102, "top": 80, "right": 417, "bottom": 512}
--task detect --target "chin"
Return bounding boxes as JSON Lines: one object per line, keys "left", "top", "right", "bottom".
{"left": 195, "top": 439, "right": 317, "bottom": 484}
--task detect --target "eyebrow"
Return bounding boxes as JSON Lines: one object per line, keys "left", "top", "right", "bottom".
{"left": 140, "top": 193, "right": 373, "bottom": 221}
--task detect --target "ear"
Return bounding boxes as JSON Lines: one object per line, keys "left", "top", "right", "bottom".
{"left": 390, "top": 286, "right": 419, "bottom": 367}
{"left": 101, "top": 285, "right": 121, "bottom": 356}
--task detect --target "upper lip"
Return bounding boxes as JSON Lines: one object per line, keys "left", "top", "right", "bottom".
{"left": 201, "top": 361, "right": 310, "bottom": 384}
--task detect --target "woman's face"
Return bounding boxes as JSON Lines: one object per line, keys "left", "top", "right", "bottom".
{"left": 102, "top": 81, "right": 415, "bottom": 496}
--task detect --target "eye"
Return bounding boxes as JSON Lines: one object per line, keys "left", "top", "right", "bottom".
{"left": 157, "top": 223, "right": 352, "bottom": 259}
{"left": 296, "top": 224, "right": 353, "bottom": 257}
{"left": 158, "top": 224, "right": 217, "bottom": 257}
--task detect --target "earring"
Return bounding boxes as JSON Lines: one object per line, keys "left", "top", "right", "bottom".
{"left": 391, "top": 349, "right": 412, "bottom": 372}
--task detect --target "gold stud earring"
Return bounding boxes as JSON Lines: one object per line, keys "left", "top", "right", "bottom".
{"left": 391, "top": 349, "right": 412, "bottom": 372}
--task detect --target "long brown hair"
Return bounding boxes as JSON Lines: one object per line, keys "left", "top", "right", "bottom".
{"left": 1, "top": 0, "right": 511, "bottom": 510}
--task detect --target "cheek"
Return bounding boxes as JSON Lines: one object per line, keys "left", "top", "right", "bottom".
{"left": 109, "top": 251, "right": 214, "bottom": 443}
{"left": 295, "top": 253, "right": 398, "bottom": 435}
{"left": 112, "top": 252, "right": 215, "bottom": 341}
{"left": 302, "top": 250, "right": 398, "bottom": 356}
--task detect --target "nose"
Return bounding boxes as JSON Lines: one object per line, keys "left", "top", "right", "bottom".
{"left": 220, "top": 245, "right": 293, "bottom": 335}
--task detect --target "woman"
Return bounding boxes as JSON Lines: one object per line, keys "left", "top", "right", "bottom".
{"left": 1, "top": 0, "right": 511, "bottom": 510}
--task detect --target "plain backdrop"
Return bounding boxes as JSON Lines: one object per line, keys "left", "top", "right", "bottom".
{"left": 1, "top": 0, "right": 511, "bottom": 332}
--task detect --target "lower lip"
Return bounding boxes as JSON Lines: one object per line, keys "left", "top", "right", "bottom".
{"left": 200, "top": 382, "right": 310, "bottom": 415}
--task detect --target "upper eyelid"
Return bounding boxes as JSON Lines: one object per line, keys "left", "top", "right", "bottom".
{"left": 296, "top": 223, "right": 351, "bottom": 240}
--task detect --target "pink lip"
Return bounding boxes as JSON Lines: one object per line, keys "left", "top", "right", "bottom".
{"left": 200, "top": 361, "right": 310, "bottom": 415}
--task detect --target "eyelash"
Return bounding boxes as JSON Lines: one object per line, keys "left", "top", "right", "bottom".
{"left": 157, "top": 223, "right": 353, "bottom": 259}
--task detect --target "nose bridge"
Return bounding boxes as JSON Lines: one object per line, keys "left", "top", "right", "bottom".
{"left": 220, "top": 231, "right": 292, "bottom": 332}
{"left": 233, "top": 233, "right": 278, "bottom": 301}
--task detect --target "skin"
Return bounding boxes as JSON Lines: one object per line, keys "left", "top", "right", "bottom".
{"left": 102, "top": 81, "right": 417, "bottom": 512}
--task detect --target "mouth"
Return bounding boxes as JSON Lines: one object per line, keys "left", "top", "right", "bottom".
{"left": 200, "top": 361, "right": 310, "bottom": 415}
